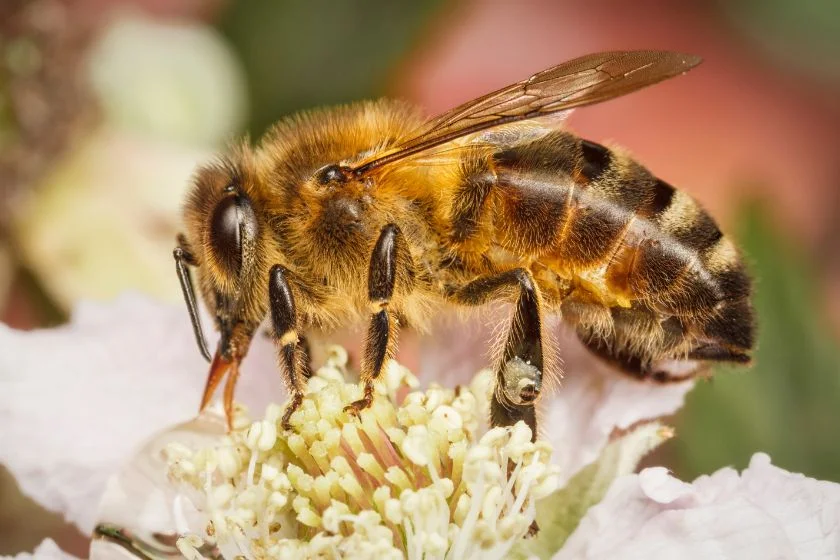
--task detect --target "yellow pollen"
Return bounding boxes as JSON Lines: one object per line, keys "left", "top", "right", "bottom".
{"left": 167, "top": 346, "right": 560, "bottom": 559}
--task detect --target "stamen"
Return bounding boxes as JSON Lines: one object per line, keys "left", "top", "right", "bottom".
{"left": 166, "top": 346, "right": 559, "bottom": 558}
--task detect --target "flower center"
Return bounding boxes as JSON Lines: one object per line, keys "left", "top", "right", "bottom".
{"left": 167, "top": 346, "right": 559, "bottom": 559}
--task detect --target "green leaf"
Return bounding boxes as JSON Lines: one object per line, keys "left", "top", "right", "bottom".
{"left": 511, "top": 423, "right": 673, "bottom": 559}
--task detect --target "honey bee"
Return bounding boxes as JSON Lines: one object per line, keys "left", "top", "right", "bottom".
{"left": 174, "top": 51, "right": 754, "bottom": 437}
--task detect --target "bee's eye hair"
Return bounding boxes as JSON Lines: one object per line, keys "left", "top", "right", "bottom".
{"left": 210, "top": 194, "right": 257, "bottom": 274}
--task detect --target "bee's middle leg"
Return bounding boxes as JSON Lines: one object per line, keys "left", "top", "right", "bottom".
{"left": 344, "top": 223, "right": 413, "bottom": 416}
{"left": 268, "top": 264, "right": 309, "bottom": 430}
{"left": 446, "top": 268, "right": 544, "bottom": 440}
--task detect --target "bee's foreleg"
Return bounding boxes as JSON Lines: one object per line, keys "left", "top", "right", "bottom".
{"left": 345, "top": 224, "right": 413, "bottom": 417}
{"left": 446, "top": 268, "right": 543, "bottom": 440}
{"left": 268, "top": 264, "right": 308, "bottom": 431}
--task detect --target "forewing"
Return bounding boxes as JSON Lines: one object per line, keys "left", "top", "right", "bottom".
{"left": 354, "top": 50, "right": 700, "bottom": 173}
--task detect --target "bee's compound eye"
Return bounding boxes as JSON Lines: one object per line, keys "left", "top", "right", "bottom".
{"left": 210, "top": 194, "right": 256, "bottom": 274}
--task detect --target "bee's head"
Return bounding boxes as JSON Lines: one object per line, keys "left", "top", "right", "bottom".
{"left": 180, "top": 145, "right": 274, "bottom": 365}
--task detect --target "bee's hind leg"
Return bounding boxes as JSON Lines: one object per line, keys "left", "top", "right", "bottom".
{"left": 445, "top": 268, "right": 544, "bottom": 441}
{"left": 344, "top": 224, "right": 414, "bottom": 417}
{"left": 268, "top": 264, "right": 310, "bottom": 431}
{"left": 566, "top": 298, "right": 704, "bottom": 383}
{"left": 446, "top": 267, "right": 545, "bottom": 539}
{"left": 580, "top": 331, "right": 749, "bottom": 383}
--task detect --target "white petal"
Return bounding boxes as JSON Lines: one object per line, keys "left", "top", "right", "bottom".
{"left": 556, "top": 453, "right": 840, "bottom": 560}
{"left": 0, "top": 294, "right": 283, "bottom": 533}
{"left": 637, "top": 466, "right": 694, "bottom": 504}
{"left": 1, "top": 539, "right": 80, "bottom": 560}
{"left": 543, "top": 325, "right": 692, "bottom": 485}
{"left": 514, "top": 422, "right": 674, "bottom": 559}
{"left": 415, "top": 309, "right": 499, "bottom": 385}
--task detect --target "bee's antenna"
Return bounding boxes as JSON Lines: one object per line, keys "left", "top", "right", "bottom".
{"left": 174, "top": 245, "right": 212, "bottom": 363}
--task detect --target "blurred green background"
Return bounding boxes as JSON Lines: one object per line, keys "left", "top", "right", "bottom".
{"left": 1, "top": 0, "right": 839, "bottom": 555}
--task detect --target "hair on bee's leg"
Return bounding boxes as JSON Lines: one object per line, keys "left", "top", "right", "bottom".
{"left": 268, "top": 264, "right": 309, "bottom": 430}
{"left": 446, "top": 268, "right": 544, "bottom": 441}
{"left": 298, "top": 335, "right": 314, "bottom": 379}
{"left": 344, "top": 223, "right": 413, "bottom": 417}
{"left": 259, "top": 329, "right": 312, "bottom": 378}
{"left": 562, "top": 296, "right": 686, "bottom": 384}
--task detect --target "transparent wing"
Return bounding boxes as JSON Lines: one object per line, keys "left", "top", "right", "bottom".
{"left": 353, "top": 50, "right": 701, "bottom": 174}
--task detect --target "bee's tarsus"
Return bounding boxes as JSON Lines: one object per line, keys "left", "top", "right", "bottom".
{"left": 281, "top": 393, "right": 303, "bottom": 431}
{"left": 223, "top": 360, "right": 240, "bottom": 431}
{"left": 365, "top": 309, "right": 391, "bottom": 381}
{"left": 298, "top": 335, "right": 314, "bottom": 379}
{"left": 343, "top": 386, "right": 375, "bottom": 418}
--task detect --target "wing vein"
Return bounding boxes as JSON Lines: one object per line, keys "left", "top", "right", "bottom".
{"left": 352, "top": 50, "right": 701, "bottom": 176}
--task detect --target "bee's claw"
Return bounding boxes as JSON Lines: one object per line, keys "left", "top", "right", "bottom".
{"left": 281, "top": 393, "right": 303, "bottom": 432}
{"left": 343, "top": 393, "right": 374, "bottom": 417}
{"left": 526, "top": 520, "right": 539, "bottom": 538}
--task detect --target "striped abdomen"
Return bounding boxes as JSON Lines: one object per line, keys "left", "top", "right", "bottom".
{"left": 483, "top": 130, "right": 754, "bottom": 374}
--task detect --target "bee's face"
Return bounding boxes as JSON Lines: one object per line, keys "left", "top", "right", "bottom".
{"left": 183, "top": 148, "right": 270, "bottom": 361}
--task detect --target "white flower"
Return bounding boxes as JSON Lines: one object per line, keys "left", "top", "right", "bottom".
{"left": 555, "top": 453, "right": 840, "bottom": 559}
{"left": 1, "top": 294, "right": 837, "bottom": 559}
